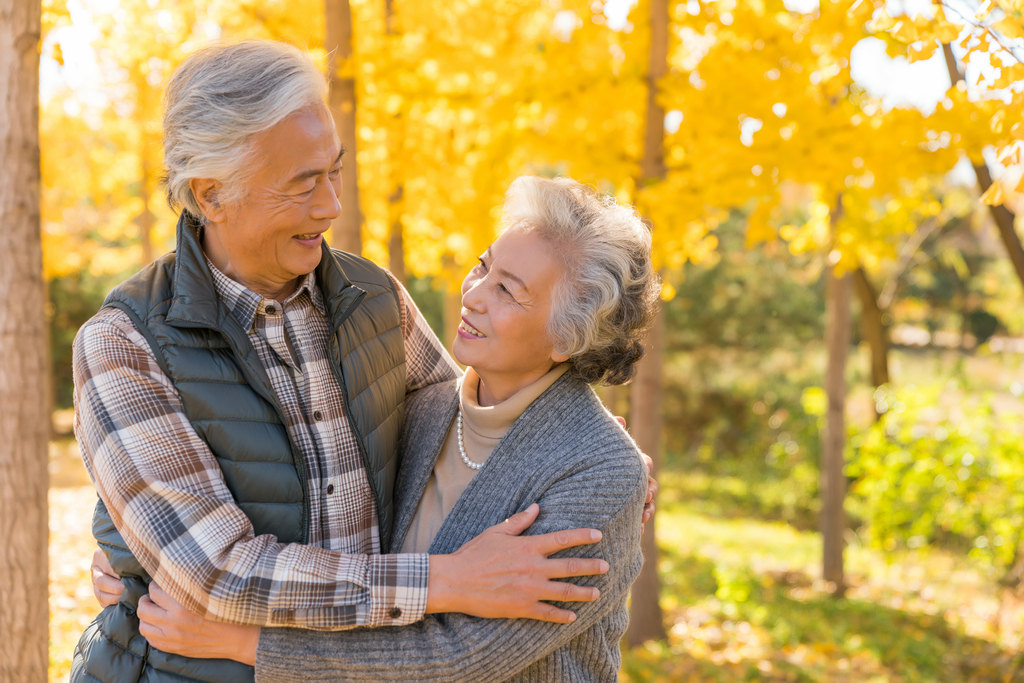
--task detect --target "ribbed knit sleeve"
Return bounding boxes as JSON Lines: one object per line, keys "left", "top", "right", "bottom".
{"left": 254, "top": 429, "right": 647, "bottom": 682}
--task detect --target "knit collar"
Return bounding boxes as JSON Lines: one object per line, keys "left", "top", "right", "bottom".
{"left": 459, "top": 364, "right": 570, "bottom": 440}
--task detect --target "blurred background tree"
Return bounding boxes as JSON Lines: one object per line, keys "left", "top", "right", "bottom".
{"left": 34, "top": 0, "right": 1024, "bottom": 679}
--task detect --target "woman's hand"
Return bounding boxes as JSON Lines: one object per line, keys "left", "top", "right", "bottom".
{"left": 91, "top": 548, "right": 124, "bottom": 608}
{"left": 427, "top": 503, "right": 608, "bottom": 624}
{"left": 137, "top": 582, "right": 260, "bottom": 666}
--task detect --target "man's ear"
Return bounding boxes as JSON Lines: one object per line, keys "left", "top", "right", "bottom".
{"left": 551, "top": 349, "right": 570, "bottom": 364}
{"left": 189, "top": 178, "right": 226, "bottom": 224}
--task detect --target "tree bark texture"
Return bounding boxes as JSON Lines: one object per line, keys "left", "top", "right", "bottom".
{"left": 325, "top": 0, "right": 362, "bottom": 255}
{"left": 626, "top": 305, "right": 667, "bottom": 645}
{"left": 384, "top": 0, "right": 405, "bottom": 285}
{"left": 822, "top": 265, "right": 851, "bottom": 596}
{"left": 0, "top": 1, "right": 50, "bottom": 679}
{"left": 942, "top": 43, "right": 1024, "bottom": 293}
{"left": 852, "top": 267, "right": 889, "bottom": 390}
{"left": 625, "top": 0, "right": 669, "bottom": 646}
{"left": 139, "top": 152, "right": 155, "bottom": 266}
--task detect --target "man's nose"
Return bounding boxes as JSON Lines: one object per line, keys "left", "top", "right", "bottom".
{"left": 311, "top": 176, "right": 342, "bottom": 221}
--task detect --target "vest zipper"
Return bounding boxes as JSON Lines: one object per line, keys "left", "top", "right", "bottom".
{"left": 218, "top": 332, "right": 312, "bottom": 544}
{"left": 327, "top": 293, "right": 389, "bottom": 550}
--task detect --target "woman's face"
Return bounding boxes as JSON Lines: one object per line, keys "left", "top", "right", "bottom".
{"left": 453, "top": 226, "right": 569, "bottom": 385}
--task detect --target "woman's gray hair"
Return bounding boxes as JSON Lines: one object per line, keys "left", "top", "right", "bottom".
{"left": 163, "top": 40, "right": 329, "bottom": 219}
{"left": 501, "top": 176, "right": 661, "bottom": 386}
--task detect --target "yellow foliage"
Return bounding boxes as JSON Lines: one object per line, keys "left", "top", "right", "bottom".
{"left": 39, "top": 0, "right": 1024, "bottom": 291}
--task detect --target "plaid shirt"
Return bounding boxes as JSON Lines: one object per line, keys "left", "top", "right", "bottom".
{"left": 73, "top": 260, "right": 460, "bottom": 629}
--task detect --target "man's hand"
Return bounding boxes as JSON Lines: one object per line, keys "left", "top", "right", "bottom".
{"left": 614, "top": 415, "right": 658, "bottom": 528}
{"left": 91, "top": 548, "right": 124, "bottom": 608}
{"left": 641, "top": 453, "right": 657, "bottom": 525}
{"left": 427, "top": 503, "right": 607, "bottom": 624}
{"left": 138, "top": 582, "right": 260, "bottom": 666}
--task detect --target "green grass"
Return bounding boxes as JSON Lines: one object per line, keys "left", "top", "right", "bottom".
{"left": 621, "top": 470, "right": 1024, "bottom": 683}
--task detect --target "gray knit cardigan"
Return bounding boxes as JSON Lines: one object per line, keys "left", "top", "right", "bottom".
{"left": 255, "top": 372, "right": 647, "bottom": 682}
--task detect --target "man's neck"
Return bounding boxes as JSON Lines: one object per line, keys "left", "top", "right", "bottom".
{"left": 201, "top": 225, "right": 300, "bottom": 301}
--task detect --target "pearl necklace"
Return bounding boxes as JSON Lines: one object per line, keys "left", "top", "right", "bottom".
{"left": 456, "top": 411, "right": 486, "bottom": 470}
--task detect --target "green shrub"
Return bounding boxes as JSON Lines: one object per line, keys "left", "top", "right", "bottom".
{"left": 849, "top": 383, "right": 1024, "bottom": 569}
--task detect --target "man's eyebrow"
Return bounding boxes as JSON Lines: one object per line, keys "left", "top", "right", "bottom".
{"left": 288, "top": 146, "right": 345, "bottom": 184}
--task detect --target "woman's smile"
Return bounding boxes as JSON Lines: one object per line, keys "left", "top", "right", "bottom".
{"left": 458, "top": 317, "right": 487, "bottom": 339}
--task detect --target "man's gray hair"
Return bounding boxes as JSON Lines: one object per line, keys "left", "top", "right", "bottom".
{"left": 501, "top": 176, "right": 660, "bottom": 386}
{"left": 163, "top": 40, "right": 329, "bottom": 218}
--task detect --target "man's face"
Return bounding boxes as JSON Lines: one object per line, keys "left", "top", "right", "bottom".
{"left": 214, "top": 104, "right": 342, "bottom": 293}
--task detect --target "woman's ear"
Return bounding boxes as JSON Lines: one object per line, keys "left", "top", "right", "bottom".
{"left": 189, "top": 178, "right": 226, "bottom": 224}
{"left": 551, "top": 349, "right": 570, "bottom": 363}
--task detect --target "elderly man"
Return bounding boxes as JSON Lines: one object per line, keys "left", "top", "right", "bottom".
{"left": 70, "top": 41, "right": 632, "bottom": 683}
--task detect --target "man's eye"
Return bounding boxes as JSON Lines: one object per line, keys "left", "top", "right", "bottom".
{"left": 328, "top": 168, "right": 341, "bottom": 179}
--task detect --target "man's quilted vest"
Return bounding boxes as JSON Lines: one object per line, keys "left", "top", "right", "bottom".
{"left": 71, "top": 214, "right": 406, "bottom": 683}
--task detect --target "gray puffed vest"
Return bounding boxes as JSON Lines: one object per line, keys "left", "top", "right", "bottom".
{"left": 71, "top": 213, "right": 406, "bottom": 683}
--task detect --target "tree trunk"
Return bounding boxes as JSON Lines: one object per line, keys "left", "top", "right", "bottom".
{"left": 388, "top": 185, "right": 405, "bottom": 283}
{"left": 626, "top": 306, "right": 667, "bottom": 645}
{"left": 325, "top": 0, "right": 362, "bottom": 255}
{"left": 942, "top": 43, "right": 1024, "bottom": 293}
{"left": 625, "top": 0, "right": 669, "bottom": 646}
{"left": 0, "top": 1, "right": 50, "bottom": 680}
{"left": 139, "top": 152, "right": 155, "bottom": 267}
{"left": 822, "top": 263, "right": 851, "bottom": 597}
{"left": 973, "top": 162, "right": 1024, "bottom": 289}
{"left": 384, "top": 0, "right": 405, "bottom": 284}
{"left": 852, "top": 267, "right": 889, "bottom": 398}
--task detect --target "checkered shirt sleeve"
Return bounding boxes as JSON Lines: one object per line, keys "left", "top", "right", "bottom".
{"left": 72, "top": 272, "right": 455, "bottom": 629}
{"left": 388, "top": 273, "right": 462, "bottom": 392}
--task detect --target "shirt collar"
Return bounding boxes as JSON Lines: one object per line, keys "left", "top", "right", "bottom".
{"left": 205, "top": 258, "right": 325, "bottom": 332}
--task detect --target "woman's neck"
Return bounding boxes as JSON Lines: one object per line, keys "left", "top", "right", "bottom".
{"left": 474, "top": 364, "right": 558, "bottom": 407}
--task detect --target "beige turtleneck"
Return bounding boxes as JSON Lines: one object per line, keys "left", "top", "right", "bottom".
{"left": 399, "top": 363, "right": 570, "bottom": 554}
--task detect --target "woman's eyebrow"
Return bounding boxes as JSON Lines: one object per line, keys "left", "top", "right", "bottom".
{"left": 496, "top": 267, "right": 529, "bottom": 293}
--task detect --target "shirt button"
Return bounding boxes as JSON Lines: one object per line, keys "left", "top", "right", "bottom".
{"left": 265, "top": 305, "right": 276, "bottom": 315}
{"left": 327, "top": 484, "right": 334, "bottom": 495}
{"left": 314, "top": 410, "right": 323, "bottom": 421}
{"left": 389, "top": 607, "right": 402, "bottom": 619}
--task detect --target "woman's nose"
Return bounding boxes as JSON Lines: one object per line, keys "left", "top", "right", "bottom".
{"left": 461, "top": 278, "right": 486, "bottom": 313}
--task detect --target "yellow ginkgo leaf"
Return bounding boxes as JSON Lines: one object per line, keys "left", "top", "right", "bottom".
{"left": 980, "top": 181, "right": 1006, "bottom": 206}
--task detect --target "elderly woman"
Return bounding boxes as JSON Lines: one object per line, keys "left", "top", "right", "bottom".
{"left": 98, "top": 175, "right": 661, "bottom": 681}
{"left": 71, "top": 41, "right": 641, "bottom": 683}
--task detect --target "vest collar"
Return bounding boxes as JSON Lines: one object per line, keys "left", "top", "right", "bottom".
{"left": 165, "top": 212, "right": 366, "bottom": 331}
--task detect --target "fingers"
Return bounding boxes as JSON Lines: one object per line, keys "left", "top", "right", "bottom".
{"left": 91, "top": 548, "right": 124, "bottom": 607}
{"left": 542, "top": 556, "right": 609, "bottom": 580}
{"left": 531, "top": 527, "right": 602, "bottom": 556}
{"left": 148, "top": 582, "right": 172, "bottom": 607}
{"left": 614, "top": 415, "right": 626, "bottom": 429}
{"left": 93, "top": 547, "right": 116, "bottom": 576}
{"left": 526, "top": 603, "right": 578, "bottom": 624}
{"left": 501, "top": 503, "right": 539, "bottom": 535}
{"left": 641, "top": 452, "right": 654, "bottom": 475}
{"left": 642, "top": 501, "right": 655, "bottom": 524}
